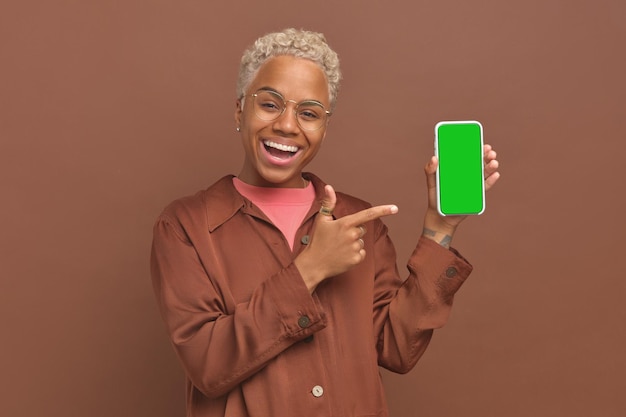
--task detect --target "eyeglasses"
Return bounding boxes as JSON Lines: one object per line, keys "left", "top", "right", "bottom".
{"left": 249, "top": 89, "right": 331, "bottom": 131}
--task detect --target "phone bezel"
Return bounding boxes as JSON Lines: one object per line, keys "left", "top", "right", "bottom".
{"left": 434, "top": 120, "right": 485, "bottom": 216}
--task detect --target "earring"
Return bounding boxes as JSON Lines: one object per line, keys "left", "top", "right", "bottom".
{"left": 236, "top": 127, "right": 240, "bottom": 132}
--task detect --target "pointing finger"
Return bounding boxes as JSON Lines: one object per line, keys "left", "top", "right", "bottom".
{"left": 343, "top": 204, "right": 398, "bottom": 227}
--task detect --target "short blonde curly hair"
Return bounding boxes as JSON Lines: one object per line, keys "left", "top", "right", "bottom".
{"left": 237, "top": 28, "right": 342, "bottom": 110}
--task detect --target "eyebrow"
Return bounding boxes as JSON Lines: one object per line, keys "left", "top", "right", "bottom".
{"left": 257, "top": 86, "right": 279, "bottom": 94}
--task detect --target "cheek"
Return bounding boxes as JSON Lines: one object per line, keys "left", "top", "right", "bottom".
{"left": 240, "top": 107, "right": 267, "bottom": 132}
{"left": 314, "top": 128, "right": 327, "bottom": 145}
{"left": 304, "top": 134, "right": 325, "bottom": 155}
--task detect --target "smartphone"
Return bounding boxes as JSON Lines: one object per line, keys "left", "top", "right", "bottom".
{"left": 435, "top": 121, "right": 485, "bottom": 216}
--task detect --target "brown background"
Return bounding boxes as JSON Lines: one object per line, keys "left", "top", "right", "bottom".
{"left": 1, "top": 1, "right": 625, "bottom": 416}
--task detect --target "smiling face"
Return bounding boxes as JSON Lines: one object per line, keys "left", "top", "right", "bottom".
{"left": 235, "top": 55, "right": 331, "bottom": 188}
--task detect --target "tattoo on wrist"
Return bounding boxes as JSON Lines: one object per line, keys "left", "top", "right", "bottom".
{"left": 422, "top": 228, "right": 452, "bottom": 248}
{"left": 439, "top": 235, "right": 452, "bottom": 248}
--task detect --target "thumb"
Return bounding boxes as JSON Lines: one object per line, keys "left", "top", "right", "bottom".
{"left": 424, "top": 156, "right": 438, "bottom": 190}
{"left": 319, "top": 184, "right": 337, "bottom": 218}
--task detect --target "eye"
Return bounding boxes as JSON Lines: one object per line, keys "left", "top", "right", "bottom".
{"left": 259, "top": 100, "right": 281, "bottom": 112}
{"left": 299, "top": 110, "right": 319, "bottom": 120}
{"left": 254, "top": 91, "right": 285, "bottom": 114}
{"left": 298, "top": 104, "right": 324, "bottom": 121}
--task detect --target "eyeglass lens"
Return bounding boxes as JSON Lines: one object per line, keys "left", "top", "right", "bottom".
{"left": 253, "top": 90, "right": 327, "bottom": 131}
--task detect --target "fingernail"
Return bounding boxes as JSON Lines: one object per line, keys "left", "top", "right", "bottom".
{"left": 390, "top": 205, "right": 398, "bottom": 214}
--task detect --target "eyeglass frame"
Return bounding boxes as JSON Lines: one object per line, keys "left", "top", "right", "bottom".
{"left": 245, "top": 88, "right": 332, "bottom": 131}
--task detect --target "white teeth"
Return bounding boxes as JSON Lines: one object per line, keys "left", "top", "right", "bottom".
{"left": 264, "top": 140, "right": 299, "bottom": 153}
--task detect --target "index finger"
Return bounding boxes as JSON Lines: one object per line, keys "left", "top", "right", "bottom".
{"left": 342, "top": 204, "right": 399, "bottom": 227}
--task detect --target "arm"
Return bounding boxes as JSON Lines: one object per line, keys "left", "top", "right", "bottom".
{"left": 372, "top": 218, "right": 472, "bottom": 373}
{"left": 374, "top": 145, "right": 500, "bottom": 371}
{"left": 150, "top": 213, "right": 326, "bottom": 399}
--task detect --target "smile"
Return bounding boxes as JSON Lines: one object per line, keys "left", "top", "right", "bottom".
{"left": 263, "top": 140, "right": 300, "bottom": 159}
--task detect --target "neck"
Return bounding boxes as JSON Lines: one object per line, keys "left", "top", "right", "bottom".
{"left": 236, "top": 172, "right": 309, "bottom": 189}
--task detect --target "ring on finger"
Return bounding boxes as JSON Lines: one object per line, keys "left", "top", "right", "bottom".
{"left": 319, "top": 206, "right": 333, "bottom": 216}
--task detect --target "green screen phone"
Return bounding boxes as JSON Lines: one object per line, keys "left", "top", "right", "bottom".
{"left": 435, "top": 121, "right": 485, "bottom": 216}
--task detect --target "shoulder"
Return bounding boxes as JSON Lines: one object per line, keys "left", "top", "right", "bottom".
{"left": 158, "top": 175, "right": 240, "bottom": 228}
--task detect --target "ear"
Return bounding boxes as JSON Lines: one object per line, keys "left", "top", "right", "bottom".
{"left": 234, "top": 98, "right": 243, "bottom": 129}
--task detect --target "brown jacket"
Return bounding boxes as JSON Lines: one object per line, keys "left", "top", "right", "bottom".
{"left": 151, "top": 173, "right": 472, "bottom": 417}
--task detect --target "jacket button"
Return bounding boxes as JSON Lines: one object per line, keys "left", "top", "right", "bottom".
{"left": 445, "top": 267, "right": 458, "bottom": 278}
{"left": 312, "top": 385, "right": 324, "bottom": 397}
{"left": 300, "top": 235, "right": 310, "bottom": 245}
{"left": 298, "top": 315, "right": 311, "bottom": 328}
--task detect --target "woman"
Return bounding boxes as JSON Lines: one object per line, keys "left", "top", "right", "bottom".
{"left": 151, "top": 28, "right": 500, "bottom": 417}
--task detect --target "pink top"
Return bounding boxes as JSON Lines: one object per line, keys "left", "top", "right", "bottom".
{"left": 233, "top": 177, "right": 315, "bottom": 250}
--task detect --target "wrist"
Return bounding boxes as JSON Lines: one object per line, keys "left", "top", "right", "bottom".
{"left": 422, "top": 210, "right": 458, "bottom": 248}
{"left": 294, "top": 252, "right": 324, "bottom": 293}
{"left": 422, "top": 227, "right": 453, "bottom": 248}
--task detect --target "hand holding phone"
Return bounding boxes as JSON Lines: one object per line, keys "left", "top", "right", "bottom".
{"left": 435, "top": 121, "right": 485, "bottom": 216}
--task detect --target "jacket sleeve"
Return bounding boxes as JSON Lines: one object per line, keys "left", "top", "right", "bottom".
{"left": 150, "top": 212, "right": 326, "bottom": 399}
{"left": 372, "top": 221, "right": 472, "bottom": 373}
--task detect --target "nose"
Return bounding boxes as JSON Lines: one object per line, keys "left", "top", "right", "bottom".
{"left": 272, "top": 100, "right": 300, "bottom": 133}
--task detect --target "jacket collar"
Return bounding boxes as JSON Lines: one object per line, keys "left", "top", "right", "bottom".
{"left": 203, "top": 173, "right": 337, "bottom": 232}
